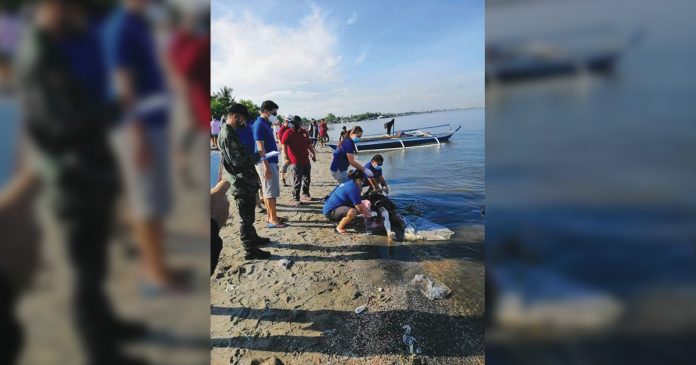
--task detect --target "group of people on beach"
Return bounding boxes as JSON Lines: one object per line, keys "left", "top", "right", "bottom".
{"left": 215, "top": 100, "right": 391, "bottom": 262}
{"left": 212, "top": 115, "right": 329, "bottom": 150}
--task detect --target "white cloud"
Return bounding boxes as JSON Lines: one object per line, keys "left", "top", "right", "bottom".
{"left": 211, "top": 5, "right": 342, "bottom": 108}
{"left": 354, "top": 49, "right": 368, "bottom": 65}
{"left": 346, "top": 11, "right": 358, "bottom": 25}
{"left": 211, "top": 3, "right": 483, "bottom": 119}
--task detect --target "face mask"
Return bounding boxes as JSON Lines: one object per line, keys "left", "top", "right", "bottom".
{"left": 374, "top": 165, "right": 382, "bottom": 170}
{"left": 269, "top": 114, "right": 278, "bottom": 123}
{"left": 352, "top": 137, "right": 361, "bottom": 143}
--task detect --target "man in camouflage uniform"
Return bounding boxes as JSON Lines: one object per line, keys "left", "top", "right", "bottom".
{"left": 217, "top": 103, "right": 271, "bottom": 260}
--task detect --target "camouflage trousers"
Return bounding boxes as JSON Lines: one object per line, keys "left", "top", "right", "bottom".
{"left": 233, "top": 191, "right": 260, "bottom": 247}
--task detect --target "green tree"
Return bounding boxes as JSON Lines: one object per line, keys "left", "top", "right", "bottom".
{"left": 238, "top": 99, "right": 260, "bottom": 120}
{"left": 210, "top": 97, "right": 225, "bottom": 120}
{"left": 325, "top": 113, "right": 337, "bottom": 123}
{"left": 210, "top": 86, "right": 235, "bottom": 120}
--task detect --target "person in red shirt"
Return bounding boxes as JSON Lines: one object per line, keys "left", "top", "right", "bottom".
{"left": 318, "top": 119, "right": 328, "bottom": 147}
{"left": 167, "top": 7, "right": 210, "bottom": 188}
{"left": 277, "top": 117, "right": 292, "bottom": 186}
{"left": 281, "top": 116, "right": 317, "bottom": 205}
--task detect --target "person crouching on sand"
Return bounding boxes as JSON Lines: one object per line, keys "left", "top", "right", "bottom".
{"left": 323, "top": 170, "right": 372, "bottom": 235}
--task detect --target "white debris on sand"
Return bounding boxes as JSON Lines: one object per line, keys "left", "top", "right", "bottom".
{"left": 403, "top": 216, "right": 455, "bottom": 241}
{"left": 278, "top": 259, "right": 293, "bottom": 269}
{"left": 412, "top": 274, "right": 452, "bottom": 300}
{"left": 354, "top": 305, "right": 368, "bottom": 314}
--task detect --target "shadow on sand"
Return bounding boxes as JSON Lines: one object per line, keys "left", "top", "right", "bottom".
{"left": 268, "top": 241, "right": 483, "bottom": 263}
{"left": 210, "top": 307, "right": 483, "bottom": 357}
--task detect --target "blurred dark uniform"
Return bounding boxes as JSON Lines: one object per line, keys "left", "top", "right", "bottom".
{"left": 15, "top": 21, "right": 143, "bottom": 364}
{"left": 217, "top": 115, "right": 271, "bottom": 259}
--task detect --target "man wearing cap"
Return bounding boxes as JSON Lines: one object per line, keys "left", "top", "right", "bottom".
{"left": 217, "top": 103, "right": 272, "bottom": 259}
{"left": 281, "top": 116, "right": 317, "bottom": 205}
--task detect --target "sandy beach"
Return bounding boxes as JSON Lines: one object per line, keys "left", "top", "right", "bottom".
{"left": 211, "top": 145, "right": 484, "bottom": 365}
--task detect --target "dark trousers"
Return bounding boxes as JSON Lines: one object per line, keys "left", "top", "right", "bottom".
{"left": 58, "top": 200, "right": 121, "bottom": 361}
{"left": 234, "top": 191, "right": 259, "bottom": 248}
{"left": 0, "top": 275, "right": 21, "bottom": 365}
{"left": 291, "top": 164, "right": 311, "bottom": 201}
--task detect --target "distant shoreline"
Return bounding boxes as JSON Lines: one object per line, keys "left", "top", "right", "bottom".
{"left": 329, "top": 106, "right": 484, "bottom": 124}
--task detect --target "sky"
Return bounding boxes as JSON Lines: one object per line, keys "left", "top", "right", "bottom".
{"left": 211, "top": 0, "right": 484, "bottom": 119}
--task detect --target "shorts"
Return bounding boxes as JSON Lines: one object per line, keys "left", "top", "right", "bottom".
{"left": 331, "top": 169, "right": 349, "bottom": 183}
{"left": 211, "top": 133, "right": 218, "bottom": 138}
{"left": 112, "top": 125, "right": 172, "bottom": 219}
{"left": 326, "top": 205, "right": 353, "bottom": 221}
{"left": 255, "top": 162, "right": 280, "bottom": 198}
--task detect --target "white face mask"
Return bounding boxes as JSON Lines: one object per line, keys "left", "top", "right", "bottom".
{"left": 269, "top": 114, "right": 278, "bottom": 123}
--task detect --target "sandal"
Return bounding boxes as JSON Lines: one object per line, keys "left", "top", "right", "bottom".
{"left": 267, "top": 222, "right": 288, "bottom": 229}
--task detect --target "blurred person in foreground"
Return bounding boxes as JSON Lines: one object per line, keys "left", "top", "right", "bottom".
{"left": 167, "top": 2, "right": 210, "bottom": 185}
{"left": 103, "top": 0, "right": 183, "bottom": 293}
{"left": 14, "top": 1, "right": 147, "bottom": 363}
{"left": 254, "top": 100, "right": 287, "bottom": 228}
{"left": 218, "top": 103, "right": 272, "bottom": 259}
{"left": 281, "top": 115, "right": 317, "bottom": 206}
{"left": 210, "top": 179, "right": 229, "bottom": 275}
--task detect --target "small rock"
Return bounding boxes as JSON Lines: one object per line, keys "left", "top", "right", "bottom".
{"left": 377, "top": 287, "right": 384, "bottom": 292}
{"left": 278, "top": 259, "right": 293, "bottom": 269}
{"left": 354, "top": 305, "right": 367, "bottom": 314}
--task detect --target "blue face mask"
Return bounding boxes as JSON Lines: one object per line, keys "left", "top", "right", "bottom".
{"left": 374, "top": 165, "right": 382, "bottom": 170}
{"left": 352, "top": 137, "right": 361, "bottom": 143}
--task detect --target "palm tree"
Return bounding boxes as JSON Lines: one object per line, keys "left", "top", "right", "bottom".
{"left": 211, "top": 87, "right": 235, "bottom": 120}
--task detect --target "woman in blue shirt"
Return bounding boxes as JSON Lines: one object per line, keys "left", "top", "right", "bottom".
{"left": 323, "top": 170, "right": 372, "bottom": 234}
{"left": 329, "top": 126, "right": 372, "bottom": 183}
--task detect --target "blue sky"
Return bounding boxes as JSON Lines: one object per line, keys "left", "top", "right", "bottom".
{"left": 211, "top": 0, "right": 484, "bottom": 118}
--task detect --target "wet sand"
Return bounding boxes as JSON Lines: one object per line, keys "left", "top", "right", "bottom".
{"left": 211, "top": 146, "right": 485, "bottom": 365}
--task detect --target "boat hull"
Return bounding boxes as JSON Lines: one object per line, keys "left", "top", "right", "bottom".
{"left": 328, "top": 133, "right": 455, "bottom": 152}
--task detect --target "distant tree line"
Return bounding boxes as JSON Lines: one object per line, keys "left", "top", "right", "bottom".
{"left": 210, "top": 87, "right": 260, "bottom": 121}
{"left": 211, "top": 85, "right": 464, "bottom": 123}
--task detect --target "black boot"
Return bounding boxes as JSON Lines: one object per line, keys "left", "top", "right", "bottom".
{"left": 244, "top": 246, "right": 271, "bottom": 260}
{"left": 251, "top": 236, "right": 271, "bottom": 246}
